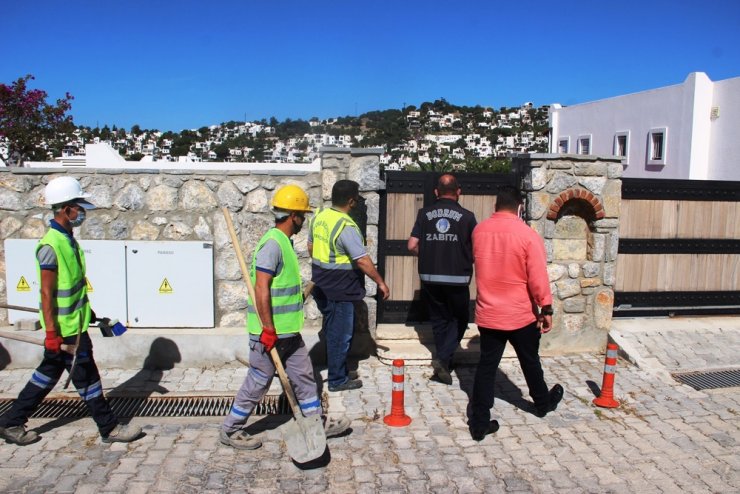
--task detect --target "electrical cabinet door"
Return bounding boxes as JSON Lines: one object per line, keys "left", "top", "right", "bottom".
{"left": 125, "top": 241, "right": 214, "bottom": 327}
{"left": 4, "top": 239, "right": 41, "bottom": 323}
{"left": 78, "top": 240, "right": 127, "bottom": 325}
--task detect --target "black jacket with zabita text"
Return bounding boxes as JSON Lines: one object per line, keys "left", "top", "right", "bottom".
{"left": 410, "top": 197, "right": 477, "bottom": 286}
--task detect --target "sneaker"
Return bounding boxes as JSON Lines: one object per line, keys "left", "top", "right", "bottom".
{"left": 101, "top": 423, "right": 142, "bottom": 443}
{"left": 0, "top": 425, "right": 39, "bottom": 445}
{"left": 219, "top": 429, "right": 262, "bottom": 450}
{"left": 536, "top": 384, "right": 564, "bottom": 418}
{"left": 431, "top": 359, "right": 453, "bottom": 385}
{"left": 323, "top": 416, "right": 351, "bottom": 438}
{"left": 469, "top": 420, "right": 500, "bottom": 441}
{"left": 328, "top": 379, "right": 362, "bottom": 392}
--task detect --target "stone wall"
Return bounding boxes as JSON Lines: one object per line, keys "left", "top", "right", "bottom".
{"left": 0, "top": 149, "right": 382, "bottom": 329}
{"left": 515, "top": 154, "right": 622, "bottom": 352}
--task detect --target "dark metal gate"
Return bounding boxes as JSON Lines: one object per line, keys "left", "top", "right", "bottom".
{"left": 377, "top": 171, "right": 517, "bottom": 324}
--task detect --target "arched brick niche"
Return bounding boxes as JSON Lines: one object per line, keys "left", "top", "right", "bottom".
{"left": 547, "top": 188, "right": 605, "bottom": 221}
{"left": 548, "top": 188, "right": 605, "bottom": 262}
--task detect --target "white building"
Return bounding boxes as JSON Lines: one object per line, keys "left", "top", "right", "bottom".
{"left": 549, "top": 72, "right": 740, "bottom": 180}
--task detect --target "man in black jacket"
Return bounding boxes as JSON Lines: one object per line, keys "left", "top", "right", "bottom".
{"left": 408, "top": 174, "right": 477, "bottom": 384}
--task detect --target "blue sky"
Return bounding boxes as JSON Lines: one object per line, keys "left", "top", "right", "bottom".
{"left": 2, "top": 0, "right": 739, "bottom": 132}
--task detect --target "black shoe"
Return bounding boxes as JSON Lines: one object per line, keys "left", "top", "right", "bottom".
{"left": 348, "top": 370, "right": 359, "bottom": 380}
{"left": 469, "top": 420, "right": 500, "bottom": 441}
{"left": 431, "top": 359, "right": 453, "bottom": 385}
{"left": 328, "top": 379, "right": 363, "bottom": 392}
{"left": 536, "top": 384, "right": 564, "bottom": 418}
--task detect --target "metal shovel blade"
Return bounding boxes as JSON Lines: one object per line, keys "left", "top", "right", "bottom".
{"left": 280, "top": 414, "right": 326, "bottom": 463}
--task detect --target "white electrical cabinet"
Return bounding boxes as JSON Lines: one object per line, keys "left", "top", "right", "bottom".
{"left": 3, "top": 239, "right": 214, "bottom": 328}
{"left": 125, "top": 241, "right": 214, "bottom": 327}
{"left": 80, "top": 240, "right": 128, "bottom": 325}
{"left": 4, "top": 239, "right": 41, "bottom": 322}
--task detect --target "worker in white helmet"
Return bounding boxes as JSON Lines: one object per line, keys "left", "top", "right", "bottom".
{"left": 0, "top": 176, "right": 141, "bottom": 445}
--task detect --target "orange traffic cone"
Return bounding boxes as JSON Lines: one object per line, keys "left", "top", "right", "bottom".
{"left": 593, "top": 343, "right": 620, "bottom": 408}
{"left": 384, "top": 359, "right": 412, "bottom": 427}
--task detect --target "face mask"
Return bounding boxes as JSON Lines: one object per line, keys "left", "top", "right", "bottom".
{"left": 292, "top": 215, "right": 304, "bottom": 235}
{"left": 70, "top": 209, "right": 86, "bottom": 227}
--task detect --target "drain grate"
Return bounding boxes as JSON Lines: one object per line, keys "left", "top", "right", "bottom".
{"left": 0, "top": 394, "right": 293, "bottom": 419}
{"left": 672, "top": 369, "right": 740, "bottom": 390}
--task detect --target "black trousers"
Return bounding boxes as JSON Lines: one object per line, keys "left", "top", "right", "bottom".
{"left": 469, "top": 322, "right": 549, "bottom": 429}
{"left": 422, "top": 282, "right": 470, "bottom": 367}
{"left": 2, "top": 331, "right": 118, "bottom": 436}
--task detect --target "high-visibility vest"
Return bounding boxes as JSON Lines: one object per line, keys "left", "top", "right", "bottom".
{"left": 36, "top": 229, "right": 91, "bottom": 338}
{"left": 247, "top": 228, "right": 304, "bottom": 335}
{"left": 310, "top": 207, "right": 364, "bottom": 271}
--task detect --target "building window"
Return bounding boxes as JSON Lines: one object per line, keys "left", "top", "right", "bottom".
{"left": 577, "top": 135, "right": 591, "bottom": 155}
{"left": 647, "top": 128, "right": 667, "bottom": 165}
{"left": 558, "top": 137, "right": 569, "bottom": 153}
{"left": 614, "top": 131, "right": 629, "bottom": 164}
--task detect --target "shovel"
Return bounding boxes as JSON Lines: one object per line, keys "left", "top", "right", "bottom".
{"left": 222, "top": 207, "right": 326, "bottom": 463}
{"left": 0, "top": 330, "right": 76, "bottom": 354}
{"left": 0, "top": 304, "right": 127, "bottom": 337}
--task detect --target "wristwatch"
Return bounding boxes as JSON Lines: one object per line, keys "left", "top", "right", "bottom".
{"left": 540, "top": 307, "right": 554, "bottom": 316}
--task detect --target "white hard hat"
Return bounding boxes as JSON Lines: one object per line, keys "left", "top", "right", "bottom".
{"left": 44, "top": 176, "right": 96, "bottom": 209}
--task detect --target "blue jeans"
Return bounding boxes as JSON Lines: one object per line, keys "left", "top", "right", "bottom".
{"left": 315, "top": 297, "right": 355, "bottom": 387}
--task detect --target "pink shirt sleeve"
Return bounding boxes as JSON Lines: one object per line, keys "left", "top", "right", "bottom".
{"left": 525, "top": 231, "right": 553, "bottom": 307}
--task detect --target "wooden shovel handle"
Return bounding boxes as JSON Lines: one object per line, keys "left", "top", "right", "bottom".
{"left": 0, "top": 330, "right": 75, "bottom": 353}
{"left": 221, "top": 207, "right": 302, "bottom": 417}
{"left": 0, "top": 303, "right": 38, "bottom": 313}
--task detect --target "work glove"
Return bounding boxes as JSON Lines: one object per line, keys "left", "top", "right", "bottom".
{"left": 44, "top": 330, "right": 64, "bottom": 353}
{"left": 259, "top": 326, "right": 278, "bottom": 351}
{"left": 98, "top": 317, "right": 113, "bottom": 337}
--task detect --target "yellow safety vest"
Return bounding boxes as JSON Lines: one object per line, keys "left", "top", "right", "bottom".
{"left": 246, "top": 228, "right": 304, "bottom": 335}
{"left": 36, "top": 228, "right": 91, "bottom": 338}
{"left": 310, "top": 207, "right": 364, "bottom": 270}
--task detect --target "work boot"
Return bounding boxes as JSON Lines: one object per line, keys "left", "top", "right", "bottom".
{"left": 0, "top": 425, "right": 39, "bottom": 445}
{"left": 219, "top": 429, "right": 262, "bottom": 450}
{"left": 431, "top": 359, "right": 453, "bottom": 385}
{"left": 536, "top": 384, "right": 564, "bottom": 418}
{"left": 323, "top": 416, "right": 351, "bottom": 438}
{"left": 102, "top": 423, "right": 142, "bottom": 443}
{"left": 469, "top": 420, "right": 500, "bottom": 441}
{"left": 328, "top": 379, "right": 362, "bottom": 392}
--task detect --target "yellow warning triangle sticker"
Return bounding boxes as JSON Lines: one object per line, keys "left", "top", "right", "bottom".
{"left": 159, "top": 278, "right": 174, "bottom": 294}
{"left": 86, "top": 278, "right": 94, "bottom": 293}
{"left": 16, "top": 276, "right": 31, "bottom": 292}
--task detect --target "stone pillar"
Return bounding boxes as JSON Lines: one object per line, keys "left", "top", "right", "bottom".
{"left": 515, "top": 154, "right": 622, "bottom": 352}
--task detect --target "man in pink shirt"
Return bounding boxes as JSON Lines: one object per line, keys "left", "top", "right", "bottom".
{"left": 468, "top": 186, "right": 563, "bottom": 441}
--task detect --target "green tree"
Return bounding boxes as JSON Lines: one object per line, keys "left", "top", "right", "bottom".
{"left": 213, "top": 143, "right": 230, "bottom": 161}
{"left": 0, "top": 74, "right": 74, "bottom": 165}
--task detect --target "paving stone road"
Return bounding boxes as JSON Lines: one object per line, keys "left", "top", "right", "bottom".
{"left": 0, "top": 317, "right": 738, "bottom": 493}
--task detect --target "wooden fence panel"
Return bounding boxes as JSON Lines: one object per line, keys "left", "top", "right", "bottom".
{"left": 385, "top": 193, "right": 423, "bottom": 240}
{"left": 616, "top": 178, "right": 740, "bottom": 316}
{"left": 616, "top": 254, "right": 740, "bottom": 291}
{"left": 620, "top": 200, "right": 740, "bottom": 238}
